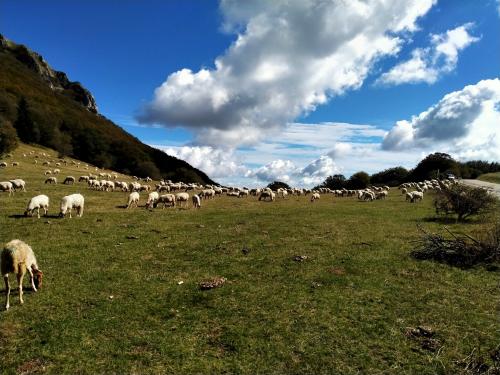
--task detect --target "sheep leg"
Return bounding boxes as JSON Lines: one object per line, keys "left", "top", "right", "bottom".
{"left": 4, "top": 275, "right": 10, "bottom": 310}
{"left": 69, "top": 209, "right": 72, "bottom": 219}
{"left": 17, "top": 271, "right": 24, "bottom": 304}
{"left": 27, "top": 268, "right": 37, "bottom": 292}
{"left": 37, "top": 207, "right": 41, "bottom": 219}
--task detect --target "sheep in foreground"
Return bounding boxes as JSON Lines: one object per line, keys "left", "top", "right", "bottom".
{"left": 59, "top": 194, "right": 85, "bottom": 218}
{"left": 25, "top": 195, "right": 49, "bottom": 218}
{"left": 192, "top": 194, "right": 201, "bottom": 209}
{"left": 405, "top": 192, "right": 414, "bottom": 202}
{"left": 45, "top": 177, "right": 57, "bottom": 184}
{"left": 175, "top": 192, "right": 190, "bottom": 208}
{"left": 310, "top": 192, "right": 320, "bottom": 202}
{"left": 1, "top": 239, "right": 43, "bottom": 310}
{"left": 0, "top": 162, "right": 7, "bottom": 168}
{"left": 0, "top": 181, "right": 13, "bottom": 196}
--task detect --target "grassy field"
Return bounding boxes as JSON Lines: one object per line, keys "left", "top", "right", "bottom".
{"left": 478, "top": 172, "right": 500, "bottom": 184}
{"left": 0, "top": 144, "right": 499, "bottom": 374}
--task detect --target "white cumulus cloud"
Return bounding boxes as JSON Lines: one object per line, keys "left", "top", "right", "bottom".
{"left": 377, "top": 23, "right": 480, "bottom": 85}
{"left": 382, "top": 78, "right": 500, "bottom": 161}
{"left": 138, "top": 0, "right": 435, "bottom": 147}
{"left": 157, "top": 145, "right": 248, "bottom": 178}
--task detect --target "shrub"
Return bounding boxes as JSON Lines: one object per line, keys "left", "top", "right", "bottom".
{"left": 434, "top": 185, "right": 498, "bottom": 221}
{"left": 0, "top": 119, "right": 18, "bottom": 155}
{"left": 267, "top": 181, "right": 291, "bottom": 190}
{"left": 411, "top": 223, "right": 500, "bottom": 268}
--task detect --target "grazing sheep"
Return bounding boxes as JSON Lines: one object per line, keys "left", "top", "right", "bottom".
{"left": 0, "top": 162, "right": 7, "bottom": 168}
{"left": 25, "top": 195, "right": 49, "bottom": 218}
{"left": 44, "top": 170, "right": 52, "bottom": 175}
{"left": 401, "top": 188, "right": 407, "bottom": 194}
{"left": 405, "top": 192, "right": 413, "bottom": 202}
{"left": 9, "top": 179, "right": 26, "bottom": 192}
{"left": 146, "top": 192, "right": 159, "bottom": 209}
{"left": 158, "top": 194, "right": 176, "bottom": 208}
{"left": 1, "top": 239, "right": 43, "bottom": 310}
{"left": 53, "top": 168, "right": 60, "bottom": 175}
{"left": 45, "top": 177, "right": 57, "bottom": 184}
{"left": 175, "top": 192, "right": 190, "bottom": 208}
{"left": 258, "top": 191, "right": 275, "bottom": 201}
{"left": 126, "top": 192, "right": 140, "bottom": 208}
{"left": 63, "top": 176, "right": 76, "bottom": 185}
{"left": 411, "top": 191, "right": 424, "bottom": 203}
{"left": 0, "top": 181, "right": 14, "bottom": 196}
{"left": 78, "top": 176, "right": 90, "bottom": 183}
{"left": 376, "top": 191, "right": 388, "bottom": 200}
{"left": 192, "top": 194, "right": 201, "bottom": 209}
{"left": 12, "top": 162, "right": 19, "bottom": 167}
{"left": 202, "top": 189, "right": 215, "bottom": 199}
{"left": 310, "top": 192, "right": 320, "bottom": 202}
{"left": 59, "top": 194, "right": 85, "bottom": 218}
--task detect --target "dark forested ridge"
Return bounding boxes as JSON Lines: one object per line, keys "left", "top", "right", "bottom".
{"left": 0, "top": 34, "right": 215, "bottom": 184}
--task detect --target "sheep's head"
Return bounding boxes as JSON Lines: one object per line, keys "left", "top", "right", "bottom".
{"left": 24, "top": 210, "right": 30, "bottom": 217}
{"left": 33, "top": 269, "right": 43, "bottom": 289}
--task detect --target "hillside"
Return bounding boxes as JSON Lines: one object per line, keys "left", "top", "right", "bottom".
{"left": 0, "top": 34, "right": 215, "bottom": 184}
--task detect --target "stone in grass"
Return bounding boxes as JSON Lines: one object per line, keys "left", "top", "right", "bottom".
{"left": 404, "top": 326, "right": 441, "bottom": 352}
{"left": 293, "top": 255, "right": 308, "bottom": 262}
{"left": 199, "top": 277, "right": 226, "bottom": 290}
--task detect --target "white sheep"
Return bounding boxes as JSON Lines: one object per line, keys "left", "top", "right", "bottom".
{"left": 410, "top": 191, "right": 424, "bottom": 203}
{"left": 158, "top": 194, "right": 176, "bottom": 208}
{"left": 146, "top": 192, "right": 160, "bottom": 209}
{"left": 405, "top": 192, "right": 414, "bottom": 202}
{"left": 45, "top": 177, "right": 57, "bottom": 184}
{"left": 258, "top": 191, "right": 275, "bottom": 201}
{"left": 1, "top": 239, "right": 43, "bottom": 310}
{"left": 0, "top": 181, "right": 14, "bottom": 196}
{"left": 63, "top": 176, "right": 76, "bottom": 185}
{"left": 192, "top": 194, "right": 201, "bottom": 209}
{"left": 9, "top": 179, "right": 26, "bottom": 192}
{"left": 59, "top": 194, "right": 85, "bottom": 218}
{"left": 44, "top": 170, "right": 52, "bottom": 175}
{"left": 0, "top": 162, "right": 7, "bottom": 168}
{"left": 53, "top": 168, "right": 60, "bottom": 175}
{"left": 25, "top": 195, "right": 49, "bottom": 218}
{"left": 127, "top": 192, "right": 140, "bottom": 208}
{"left": 310, "top": 192, "right": 320, "bottom": 202}
{"left": 175, "top": 192, "right": 190, "bottom": 208}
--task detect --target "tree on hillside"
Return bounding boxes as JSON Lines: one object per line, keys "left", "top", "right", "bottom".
{"left": 0, "top": 119, "right": 19, "bottom": 155}
{"left": 409, "top": 153, "right": 460, "bottom": 181}
{"left": 318, "top": 174, "right": 347, "bottom": 190}
{"left": 267, "top": 181, "right": 291, "bottom": 190}
{"left": 347, "top": 171, "right": 370, "bottom": 189}
{"left": 370, "top": 167, "right": 409, "bottom": 187}
{"left": 13, "top": 97, "right": 39, "bottom": 143}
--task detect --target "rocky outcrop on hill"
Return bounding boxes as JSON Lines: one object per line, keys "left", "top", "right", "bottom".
{"left": 0, "top": 34, "right": 98, "bottom": 113}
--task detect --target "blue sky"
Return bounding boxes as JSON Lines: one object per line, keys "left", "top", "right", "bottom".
{"left": 2, "top": 0, "right": 499, "bottom": 186}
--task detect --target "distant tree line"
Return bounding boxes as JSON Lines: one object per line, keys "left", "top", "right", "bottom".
{"left": 315, "top": 153, "right": 500, "bottom": 190}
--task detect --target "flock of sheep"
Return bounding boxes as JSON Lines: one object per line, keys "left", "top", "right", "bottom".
{"left": 0, "top": 148, "right": 458, "bottom": 310}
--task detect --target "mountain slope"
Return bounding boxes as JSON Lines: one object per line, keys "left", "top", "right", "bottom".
{"left": 0, "top": 34, "right": 215, "bottom": 184}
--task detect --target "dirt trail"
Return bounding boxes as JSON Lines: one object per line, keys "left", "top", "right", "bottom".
{"left": 461, "top": 179, "right": 500, "bottom": 197}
